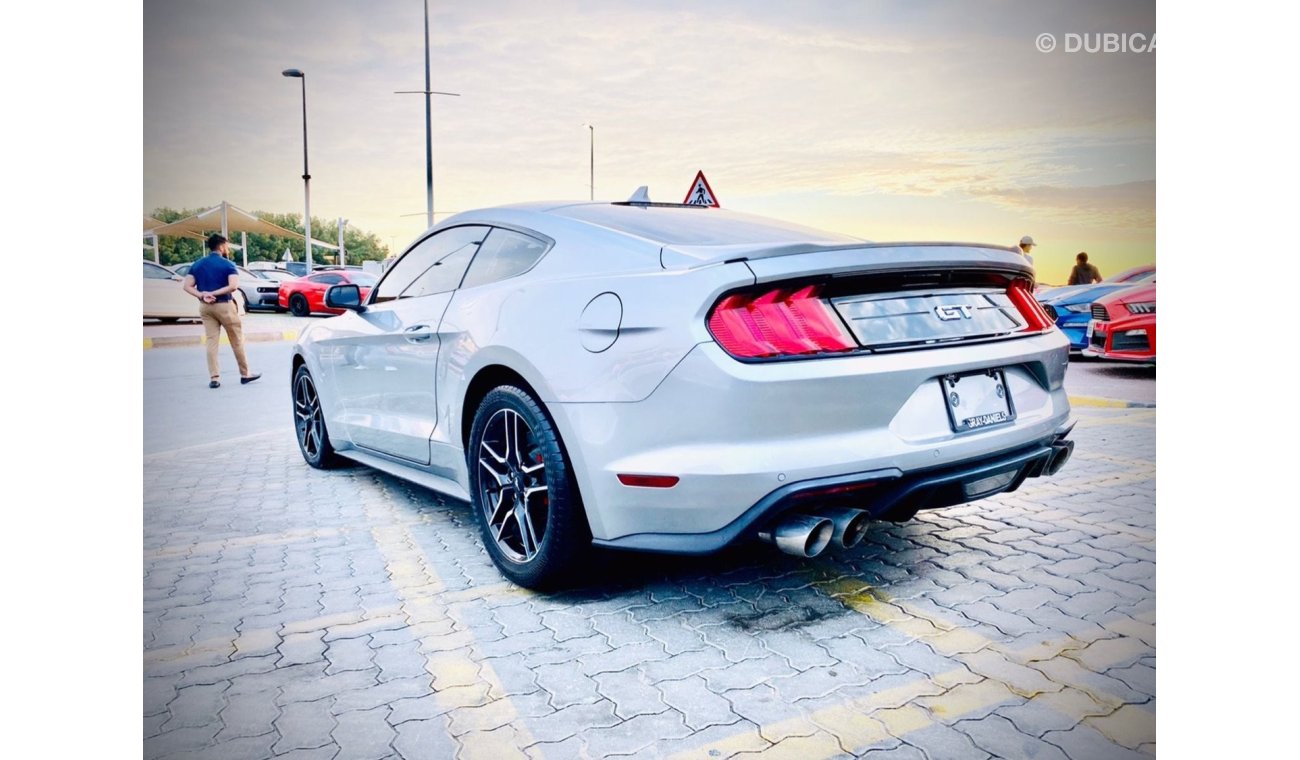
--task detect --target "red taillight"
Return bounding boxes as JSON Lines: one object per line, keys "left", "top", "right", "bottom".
{"left": 707, "top": 285, "right": 856, "bottom": 359}
{"left": 1007, "top": 280, "right": 1054, "bottom": 332}
{"left": 617, "top": 474, "right": 680, "bottom": 488}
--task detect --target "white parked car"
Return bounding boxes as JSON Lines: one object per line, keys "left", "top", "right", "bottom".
{"left": 142, "top": 261, "right": 198, "bottom": 322}
{"left": 291, "top": 198, "right": 1075, "bottom": 588}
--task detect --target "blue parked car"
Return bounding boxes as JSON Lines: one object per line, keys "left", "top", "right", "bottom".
{"left": 1037, "top": 265, "right": 1155, "bottom": 350}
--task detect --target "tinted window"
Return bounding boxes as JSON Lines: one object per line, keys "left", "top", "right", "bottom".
{"left": 460, "top": 228, "right": 551, "bottom": 289}
{"left": 143, "top": 262, "right": 173, "bottom": 280}
{"left": 311, "top": 273, "right": 345, "bottom": 285}
{"left": 373, "top": 226, "right": 489, "bottom": 303}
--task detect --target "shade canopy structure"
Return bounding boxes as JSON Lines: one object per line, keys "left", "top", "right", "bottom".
{"left": 143, "top": 215, "right": 202, "bottom": 263}
{"left": 149, "top": 201, "right": 338, "bottom": 250}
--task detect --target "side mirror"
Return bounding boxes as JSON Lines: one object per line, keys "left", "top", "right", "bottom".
{"left": 325, "top": 284, "right": 366, "bottom": 313}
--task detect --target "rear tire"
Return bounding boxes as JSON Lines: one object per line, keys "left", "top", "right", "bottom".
{"left": 289, "top": 293, "right": 310, "bottom": 317}
{"left": 293, "top": 365, "right": 344, "bottom": 469}
{"left": 467, "top": 385, "right": 590, "bottom": 590}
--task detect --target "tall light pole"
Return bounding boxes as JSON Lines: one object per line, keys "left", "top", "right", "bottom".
{"left": 282, "top": 68, "right": 313, "bottom": 272}
{"left": 396, "top": 0, "right": 459, "bottom": 230}
{"left": 583, "top": 123, "right": 594, "bottom": 200}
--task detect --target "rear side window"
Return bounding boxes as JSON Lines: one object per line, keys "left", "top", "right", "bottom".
{"left": 460, "top": 228, "right": 551, "bottom": 289}
{"left": 311, "top": 273, "right": 345, "bottom": 285}
{"left": 143, "top": 262, "right": 173, "bottom": 280}
{"left": 373, "top": 226, "right": 489, "bottom": 303}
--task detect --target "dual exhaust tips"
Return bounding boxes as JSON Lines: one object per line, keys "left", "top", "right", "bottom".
{"left": 758, "top": 507, "right": 871, "bottom": 558}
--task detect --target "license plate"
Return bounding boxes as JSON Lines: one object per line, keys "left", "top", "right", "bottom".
{"left": 941, "top": 369, "right": 1015, "bottom": 433}
{"left": 1086, "top": 320, "right": 1096, "bottom": 343}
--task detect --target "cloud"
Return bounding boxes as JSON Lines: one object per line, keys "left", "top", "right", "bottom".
{"left": 143, "top": 0, "right": 1155, "bottom": 249}
{"left": 969, "top": 180, "right": 1155, "bottom": 228}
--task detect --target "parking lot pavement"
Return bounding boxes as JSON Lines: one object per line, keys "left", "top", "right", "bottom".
{"left": 144, "top": 406, "right": 1155, "bottom": 760}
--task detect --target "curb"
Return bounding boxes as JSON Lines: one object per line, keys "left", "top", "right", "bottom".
{"left": 143, "top": 330, "right": 299, "bottom": 350}
{"left": 1067, "top": 395, "right": 1155, "bottom": 409}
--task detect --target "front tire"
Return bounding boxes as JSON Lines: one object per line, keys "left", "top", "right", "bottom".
{"left": 233, "top": 290, "right": 247, "bottom": 315}
{"left": 293, "top": 365, "right": 344, "bottom": 469}
{"left": 468, "top": 386, "right": 590, "bottom": 590}
{"left": 289, "top": 293, "right": 310, "bottom": 317}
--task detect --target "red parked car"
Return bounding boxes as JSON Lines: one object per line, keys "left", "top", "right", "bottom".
{"left": 279, "top": 270, "right": 378, "bottom": 316}
{"left": 1083, "top": 282, "right": 1156, "bottom": 362}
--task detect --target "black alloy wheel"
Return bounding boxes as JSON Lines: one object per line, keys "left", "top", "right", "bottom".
{"left": 468, "top": 385, "right": 589, "bottom": 589}
{"left": 289, "top": 293, "right": 310, "bottom": 317}
{"left": 292, "top": 365, "right": 343, "bottom": 468}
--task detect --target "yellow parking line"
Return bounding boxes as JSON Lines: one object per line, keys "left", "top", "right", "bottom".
{"left": 672, "top": 574, "right": 1144, "bottom": 758}
{"left": 362, "top": 506, "right": 536, "bottom": 759}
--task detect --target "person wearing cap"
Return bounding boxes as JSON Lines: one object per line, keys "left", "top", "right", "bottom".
{"left": 1067, "top": 251, "right": 1103, "bottom": 285}
{"left": 1018, "top": 235, "right": 1036, "bottom": 265}
{"left": 182, "top": 234, "right": 261, "bottom": 389}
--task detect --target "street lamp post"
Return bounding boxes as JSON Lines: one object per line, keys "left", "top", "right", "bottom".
{"left": 583, "top": 123, "right": 594, "bottom": 200}
{"left": 282, "top": 68, "right": 313, "bottom": 273}
{"left": 395, "top": 0, "right": 460, "bottom": 230}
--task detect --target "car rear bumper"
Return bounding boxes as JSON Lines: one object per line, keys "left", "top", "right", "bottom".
{"left": 549, "top": 330, "right": 1073, "bottom": 548}
{"left": 1082, "top": 314, "right": 1156, "bottom": 362}
{"left": 591, "top": 425, "right": 1075, "bottom": 554}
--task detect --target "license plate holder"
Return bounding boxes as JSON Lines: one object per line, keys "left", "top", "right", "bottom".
{"left": 941, "top": 369, "right": 1015, "bottom": 433}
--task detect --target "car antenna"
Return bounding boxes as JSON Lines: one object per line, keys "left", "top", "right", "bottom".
{"left": 627, "top": 186, "right": 651, "bottom": 204}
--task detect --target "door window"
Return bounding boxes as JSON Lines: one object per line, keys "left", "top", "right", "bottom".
{"left": 372, "top": 226, "right": 490, "bottom": 303}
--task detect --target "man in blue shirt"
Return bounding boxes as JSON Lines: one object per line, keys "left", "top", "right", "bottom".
{"left": 182, "top": 234, "right": 261, "bottom": 388}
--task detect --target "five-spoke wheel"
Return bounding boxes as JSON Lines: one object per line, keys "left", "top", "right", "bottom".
{"left": 293, "top": 365, "right": 342, "bottom": 468}
{"left": 477, "top": 408, "right": 551, "bottom": 563}
{"left": 468, "top": 385, "right": 589, "bottom": 589}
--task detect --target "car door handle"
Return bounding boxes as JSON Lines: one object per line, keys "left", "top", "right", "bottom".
{"left": 403, "top": 325, "right": 435, "bottom": 343}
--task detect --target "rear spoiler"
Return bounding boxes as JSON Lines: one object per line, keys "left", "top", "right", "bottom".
{"left": 661, "top": 241, "right": 1034, "bottom": 281}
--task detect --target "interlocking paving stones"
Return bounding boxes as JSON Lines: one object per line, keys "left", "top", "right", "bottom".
{"left": 144, "top": 407, "right": 1155, "bottom": 758}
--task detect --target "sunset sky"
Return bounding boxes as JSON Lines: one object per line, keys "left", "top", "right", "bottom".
{"left": 144, "top": 0, "right": 1155, "bottom": 285}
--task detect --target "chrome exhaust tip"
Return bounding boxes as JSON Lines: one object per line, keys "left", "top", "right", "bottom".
{"left": 758, "top": 514, "right": 834, "bottom": 558}
{"left": 808, "top": 507, "right": 871, "bottom": 549}
{"left": 1046, "top": 440, "right": 1075, "bottom": 476}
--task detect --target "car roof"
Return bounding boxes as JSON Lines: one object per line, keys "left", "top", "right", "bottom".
{"left": 451, "top": 201, "right": 865, "bottom": 248}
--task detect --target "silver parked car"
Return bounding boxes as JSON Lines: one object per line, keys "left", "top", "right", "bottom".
{"left": 173, "top": 261, "right": 278, "bottom": 312}
{"left": 291, "top": 197, "right": 1075, "bottom": 588}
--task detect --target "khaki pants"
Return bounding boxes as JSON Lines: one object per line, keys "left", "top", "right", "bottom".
{"left": 199, "top": 301, "right": 249, "bottom": 379}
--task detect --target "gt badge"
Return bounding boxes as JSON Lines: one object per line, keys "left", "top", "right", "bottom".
{"left": 934, "top": 304, "right": 974, "bottom": 321}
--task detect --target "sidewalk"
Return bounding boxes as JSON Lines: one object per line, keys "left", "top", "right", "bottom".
{"left": 142, "top": 312, "right": 317, "bottom": 349}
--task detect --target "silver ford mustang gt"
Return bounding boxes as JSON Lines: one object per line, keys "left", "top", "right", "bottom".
{"left": 291, "top": 196, "right": 1074, "bottom": 589}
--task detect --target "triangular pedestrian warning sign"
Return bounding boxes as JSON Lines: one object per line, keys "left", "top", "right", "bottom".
{"left": 683, "top": 171, "right": 719, "bottom": 207}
